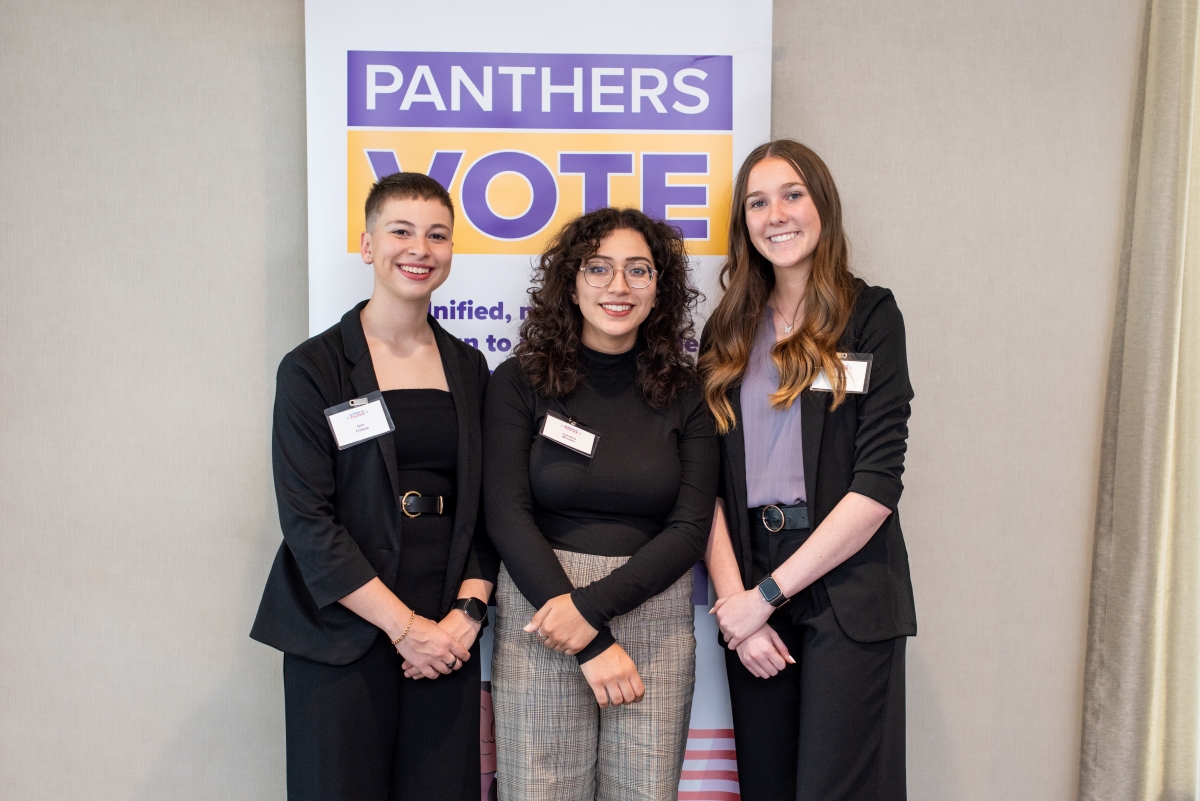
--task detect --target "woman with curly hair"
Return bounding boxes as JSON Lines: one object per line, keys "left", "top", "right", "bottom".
{"left": 483, "top": 207, "right": 718, "bottom": 800}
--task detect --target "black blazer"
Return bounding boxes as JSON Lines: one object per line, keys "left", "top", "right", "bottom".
{"left": 710, "top": 281, "right": 917, "bottom": 643}
{"left": 250, "top": 301, "right": 499, "bottom": 665}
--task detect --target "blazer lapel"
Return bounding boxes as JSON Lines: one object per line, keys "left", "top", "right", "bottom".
{"left": 800, "top": 389, "right": 826, "bottom": 515}
{"left": 725, "top": 384, "right": 754, "bottom": 582}
{"left": 343, "top": 304, "right": 402, "bottom": 517}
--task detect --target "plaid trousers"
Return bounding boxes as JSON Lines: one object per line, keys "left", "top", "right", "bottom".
{"left": 492, "top": 550, "right": 696, "bottom": 801}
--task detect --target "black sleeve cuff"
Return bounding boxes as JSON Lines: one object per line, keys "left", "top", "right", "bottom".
{"left": 462, "top": 545, "right": 483, "bottom": 582}
{"left": 308, "top": 559, "right": 379, "bottom": 610}
{"left": 575, "top": 626, "right": 616, "bottom": 664}
{"left": 474, "top": 534, "right": 501, "bottom": 586}
{"left": 569, "top": 587, "right": 609, "bottom": 631}
{"left": 848, "top": 470, "right": 904, "bottom": 512}
{"left": 462, "top": 536, "right": 501, "bottom": 586}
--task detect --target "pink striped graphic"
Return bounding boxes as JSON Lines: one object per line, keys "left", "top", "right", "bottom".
{"left": 685, "top": 750, "right": 738, "bottom": 760}
{"left": 677, "top": 728, "right": 740, "bottom": 801}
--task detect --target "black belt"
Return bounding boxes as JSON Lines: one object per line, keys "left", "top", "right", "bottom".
{"left": 750, "top": 502, "right": 810, "bottom": 533}
{"left": 400, "top": 491, "right": 452, "bottom": 519}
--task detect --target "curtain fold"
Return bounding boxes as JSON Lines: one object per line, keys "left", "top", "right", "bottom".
{"left": 1079, "top": 1, "right": 1200, "bottom": 799}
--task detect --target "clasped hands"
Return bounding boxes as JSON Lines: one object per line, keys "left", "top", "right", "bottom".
{"left": 399, "top": 608, "right": 481, "bottom": 680}
{"left": 524, "top": 593, "right": 597, "bottom": 655}
{"left": 526, "top": 594, "right": 645, "bottom": 709}
{"left": 711, "top": 588, "right": 796, "bottom": 679}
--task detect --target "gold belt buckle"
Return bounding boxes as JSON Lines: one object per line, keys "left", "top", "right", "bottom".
{"left": 761, "top": 504, "right": 785, "bottom": 533}
{"left": 401, "top": 490, "right": 421, "bottom": 519}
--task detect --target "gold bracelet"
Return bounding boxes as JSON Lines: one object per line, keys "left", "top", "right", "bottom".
{"left": 391, "top": 610, "right": 417, "bottom": 648}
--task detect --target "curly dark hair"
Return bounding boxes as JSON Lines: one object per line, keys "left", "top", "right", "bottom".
{"left": 515, "top": 207, "right": 701, "bottom": 409}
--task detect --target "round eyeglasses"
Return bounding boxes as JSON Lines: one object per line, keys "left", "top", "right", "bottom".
{"left": 579, "top": 263, "right": 657, "bottom": 289}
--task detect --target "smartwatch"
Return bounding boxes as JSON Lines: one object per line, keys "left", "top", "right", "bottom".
{"left": 452, "top": 597, "right": 489, "bottom": 628}
{"left": 756, "top": 576, "right": 789, "bottom": 608}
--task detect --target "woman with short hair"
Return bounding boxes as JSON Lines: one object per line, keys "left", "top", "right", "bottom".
{"left": 251, "top": 172, "right": 497, "bottom": 801}
{"left": 484, "top": 207, "right": 718, "bottom": 801}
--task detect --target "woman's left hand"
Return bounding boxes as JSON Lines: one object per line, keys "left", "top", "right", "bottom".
{"left": 711, "top": 588, "right": 775, "bottom": 650}
{"left": 402, "top": 609, "right": 481, "bottom": 679}
{"left": 525, "top": 594, "right": 598, "bottom": 655}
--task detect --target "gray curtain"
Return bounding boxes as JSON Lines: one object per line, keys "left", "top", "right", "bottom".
{"left": 1079, "top": 0, "right": 1200, "bottom": 798}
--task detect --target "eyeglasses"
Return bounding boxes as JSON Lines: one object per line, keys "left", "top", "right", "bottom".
{"left": 579, "top": 262, "right": 657, "bottom": 289}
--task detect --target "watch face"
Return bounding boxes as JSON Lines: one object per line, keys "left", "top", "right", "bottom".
{"left": 459, "top": 598, "right": 486, "bottom": 621}
{"left": 758, "top": 577, "right": 784, "bottom": 606}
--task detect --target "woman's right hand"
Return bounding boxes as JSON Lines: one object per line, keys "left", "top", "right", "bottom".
{"left": 579, "top": 643, "right": 645, "bottom": 708}
{"left": 735, "top": 623, "right": 795, "bottom": 678}
{"left": 394, "top": 616, "right": 471, "bottom": 680}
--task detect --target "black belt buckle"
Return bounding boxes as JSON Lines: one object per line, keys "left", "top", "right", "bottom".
{"left": 756, "top": 503, "right": 809, "bottom": 533}
{"left": 760, "top": 504, "right": 786, "bottom": 533}
{"left": 401, "top": 490, "right": 444, "bottom": 519}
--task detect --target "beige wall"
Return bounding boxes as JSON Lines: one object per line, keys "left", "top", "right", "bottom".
{"left": 0, "top": 2, "right": 305, "bottom": 799}
{"left": 0, "top": 2, "right": 1141, "bottom": 799}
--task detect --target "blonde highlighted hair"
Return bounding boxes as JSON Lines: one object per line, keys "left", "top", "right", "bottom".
{"left": 700, "top": 140, "right": 858, "bottom": 433}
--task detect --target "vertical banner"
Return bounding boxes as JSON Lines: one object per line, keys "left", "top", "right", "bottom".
{"left": 305, "top": 2, "right": 771, "bottom": 798}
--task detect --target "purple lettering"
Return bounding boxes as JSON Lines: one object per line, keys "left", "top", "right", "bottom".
{"left": 558, "top": 153, "right": 634, "bottom": 214}
{"left": 642, "top": 154, "right": 708, "bottom": 239}
{"left": 366, "top": 150, "right": 401, "bottom": 180}
{"left": 348, "top": 52, "right": 732, "bottom": 131}
{"left": 461, "top": 151, "right": 557, "bottom": 240}
{"left": 427, "top": 151, "right": 464, "bottom": 190}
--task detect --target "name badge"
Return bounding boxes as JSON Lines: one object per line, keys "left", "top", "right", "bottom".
{"left": 811, "top": 353, "right": 873, "bottom": 394}
{"left": 539, "top": 410, "right": 599, "bottom": 458}
{"left": 324, "top": 391, "right": 396, "bottom": 450}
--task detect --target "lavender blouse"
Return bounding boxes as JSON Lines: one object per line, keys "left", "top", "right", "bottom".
{"left": 740, "top": 309, "right": 806, "bottom": 508}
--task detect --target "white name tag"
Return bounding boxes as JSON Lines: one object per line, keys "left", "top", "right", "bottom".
{"left": 811, "top": 353, "right": 873, "bottom": 394}
{"left": 324, "top": 391, "right": 396, "bottom": 450}
{"left": 539, "top": 410, "right": 599, "bottom": 458}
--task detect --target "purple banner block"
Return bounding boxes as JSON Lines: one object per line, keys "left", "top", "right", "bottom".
{"left": 348, "top": 51, "right": 732, "bottom": 131}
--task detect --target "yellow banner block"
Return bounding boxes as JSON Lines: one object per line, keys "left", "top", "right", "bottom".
{"left": 346, "top": 130, "right": 732, "bottom": 255}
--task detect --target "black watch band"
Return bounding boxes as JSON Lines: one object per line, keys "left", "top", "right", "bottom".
{"left": 452, "top": 597, "right": 489, "bottom": 627}
{"left": 756, "top": 576, "right": 789, "bottom": 608}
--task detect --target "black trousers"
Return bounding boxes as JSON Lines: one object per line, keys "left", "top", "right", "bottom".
{"left": 284, "top": 631, "right": 482, "bottom": 801}
{"left": 726, "top": 522, "right": 907, "bottom": 801}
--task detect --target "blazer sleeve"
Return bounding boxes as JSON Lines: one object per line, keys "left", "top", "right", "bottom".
{"left": 271, "top": 353, "right": 378, "bottom": 609}
{"left": 461, "top": 350, "right": 501, "bottom": 588}
{"left": 847, "top": 294, "right": 914, "bottom": 511}
{"left": 483, "top": 361, "right": 616, "bottom": 662}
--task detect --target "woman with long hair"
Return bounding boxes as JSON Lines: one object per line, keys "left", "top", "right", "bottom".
{"left": 484, "top": 207, "right": 718, "bottom": 800}
{"left": 251, "top": 172, "right": 497, "bottom": 801}
{"left": 701, "top": 140, "right": 916, "bottom": 800}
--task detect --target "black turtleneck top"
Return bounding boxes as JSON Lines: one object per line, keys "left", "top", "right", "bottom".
{"left": 483, "top": 345, "right": 718, "bottom": 662}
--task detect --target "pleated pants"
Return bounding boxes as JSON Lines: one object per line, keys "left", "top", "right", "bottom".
{"left": 491, "top": 551, "right": 695, "bottom": 801}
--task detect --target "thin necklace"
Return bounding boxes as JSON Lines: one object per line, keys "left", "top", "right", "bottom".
{"left": 773, "top": 288, "right": 806, "bottom": 334}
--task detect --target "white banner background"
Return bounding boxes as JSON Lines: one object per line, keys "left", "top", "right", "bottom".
{"left": 305, "top": 3, "right": 772, "bottom": 796}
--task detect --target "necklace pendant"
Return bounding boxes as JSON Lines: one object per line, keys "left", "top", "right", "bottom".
{"left": 784, "top": 324, "right": 793, "bottom": 333}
